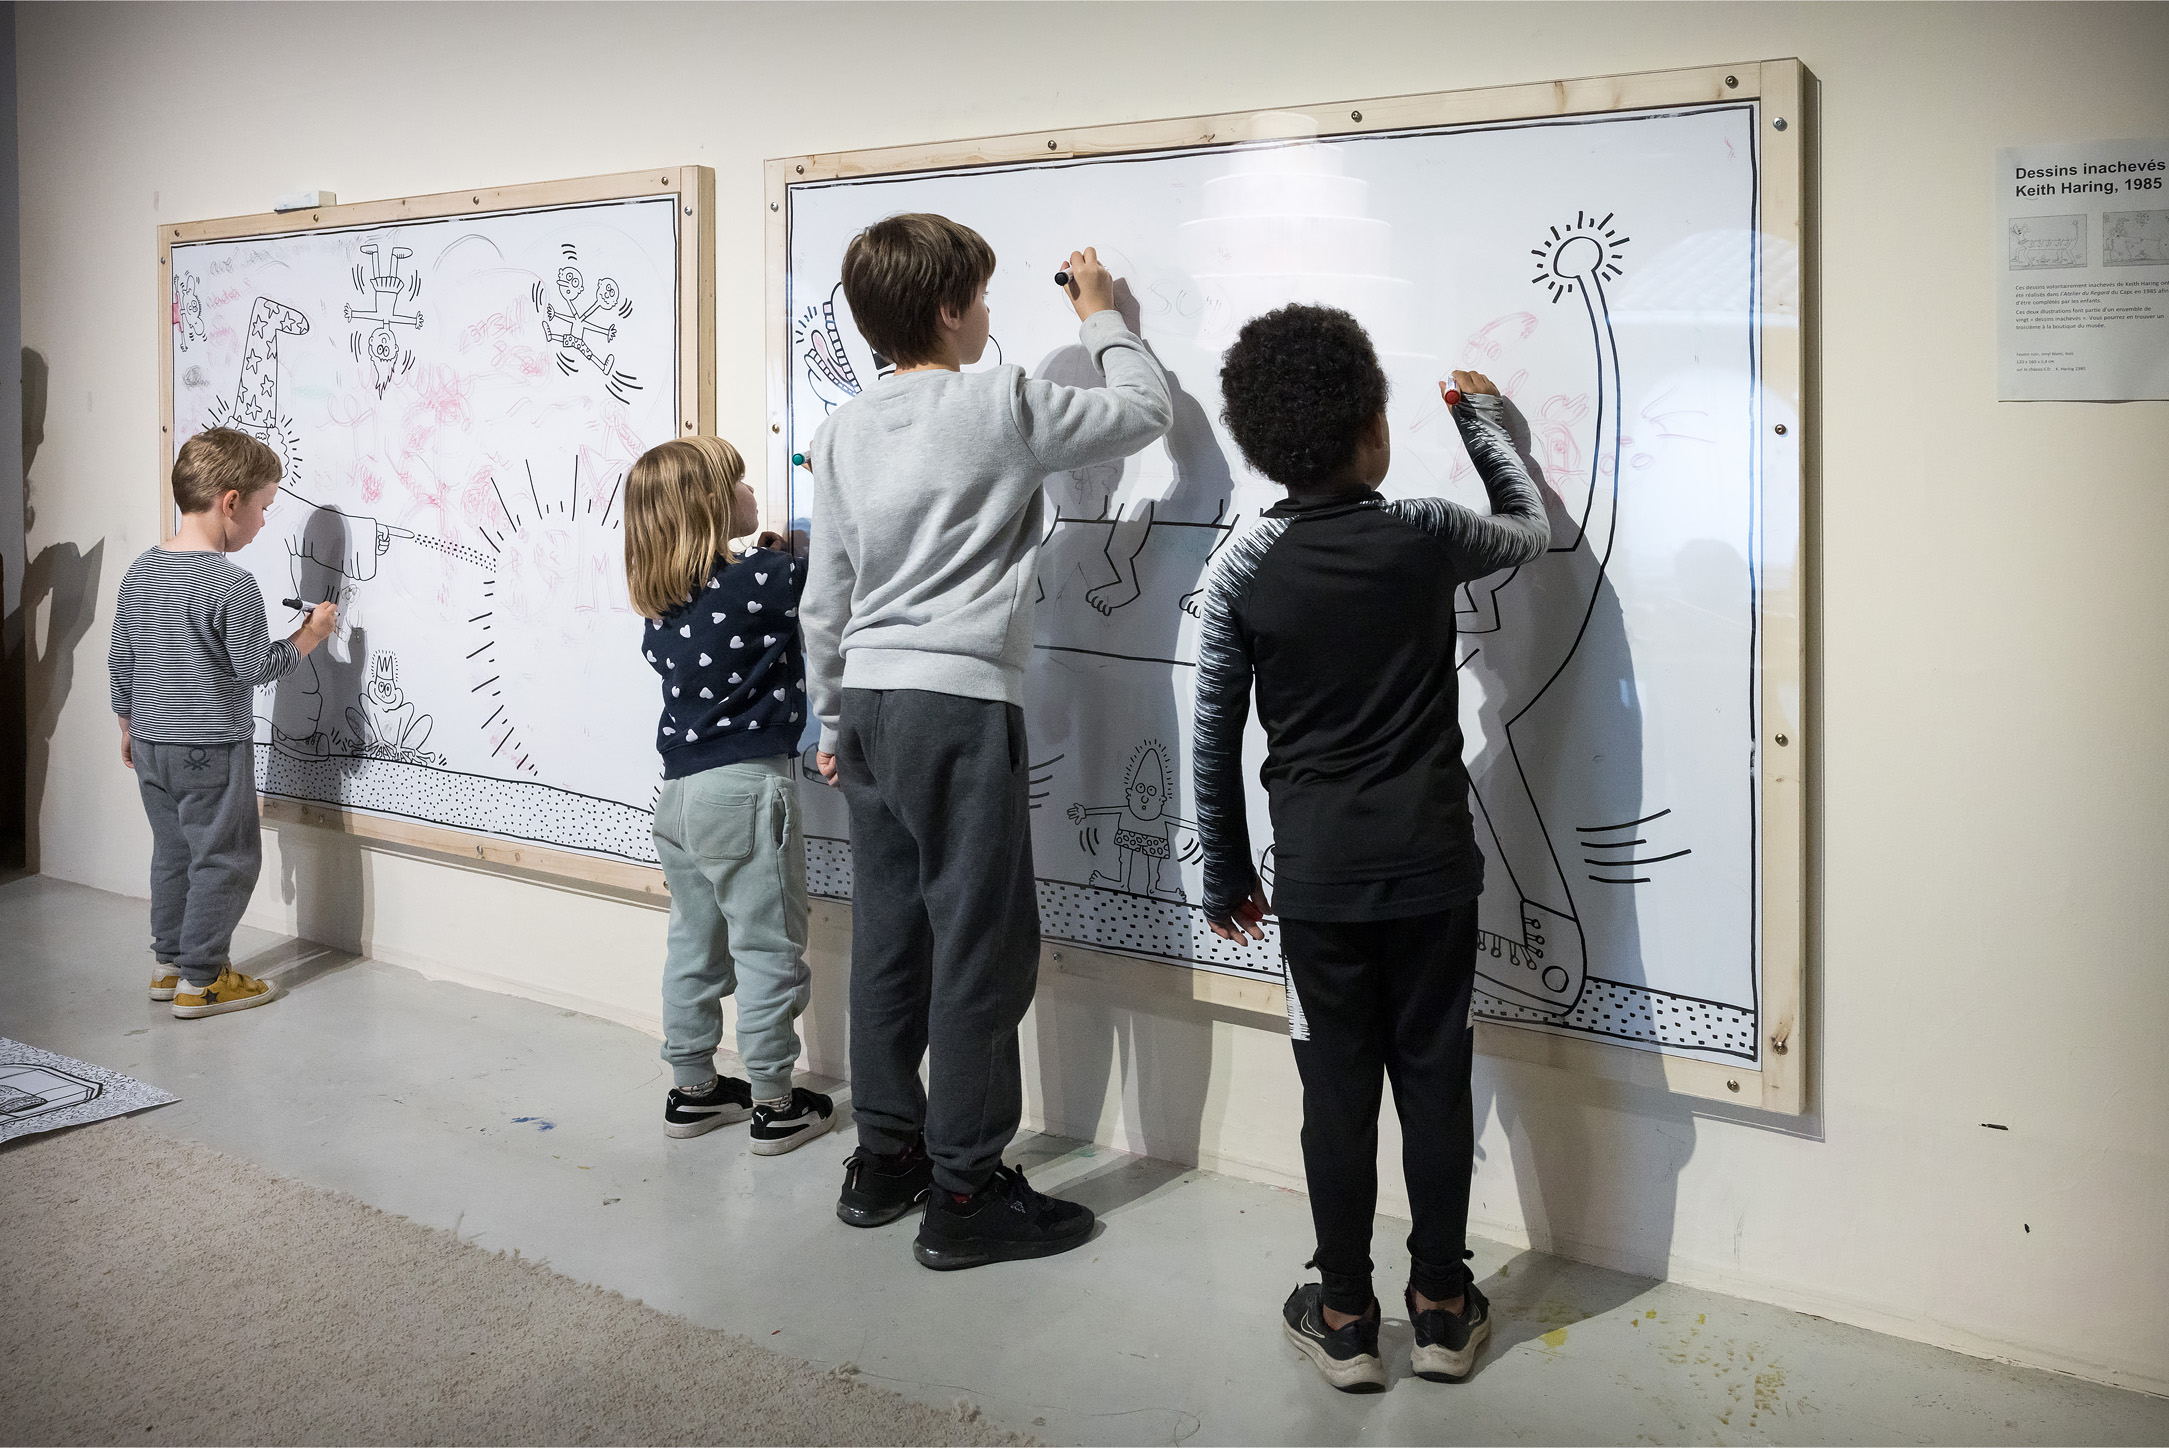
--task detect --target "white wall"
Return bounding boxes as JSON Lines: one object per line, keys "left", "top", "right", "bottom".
{"left": 20, "top": 1, "right": 2168, "bottom": 1394}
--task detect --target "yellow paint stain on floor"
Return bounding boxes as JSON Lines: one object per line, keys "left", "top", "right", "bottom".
{"left": 1541, "top": 1327, "right": 1570, "bottom": 1349}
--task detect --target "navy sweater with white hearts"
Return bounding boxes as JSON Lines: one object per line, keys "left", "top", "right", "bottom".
{"left": 643, "top": 547, "right": 808, "bottom": 779}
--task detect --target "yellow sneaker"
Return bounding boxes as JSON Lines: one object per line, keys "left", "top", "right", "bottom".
{"left": 171, "top": 968, "right": 279, "bottom": 1019}
{"left": 151, "top": 968, "right": 181, "bottom": 1002}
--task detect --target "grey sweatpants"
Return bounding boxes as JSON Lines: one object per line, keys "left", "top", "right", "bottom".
{"left": 132, "top": 739, "right": 260, "bottom": 984}
{"left": 835, "top": 688, "right": 1040, "bottom": 1195}
{"left": 652, "top": 758, "right": 812, "bottom": 1101}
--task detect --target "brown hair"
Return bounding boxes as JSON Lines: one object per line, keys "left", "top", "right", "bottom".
{"left": 840, "top": 213, "right": 996, "bottom": 367}
{"left": 623, "top": 435, "right": 752, "bottom": 619}
{"left": 172, "top": 427, "right": 281, "bottom": 513}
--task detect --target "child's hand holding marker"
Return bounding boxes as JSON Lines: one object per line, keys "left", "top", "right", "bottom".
{"left": 1440, "top": 368, "right": 1501, "bottom": 406}
{"left": 1055, "top": 247, "right": 1119, "bottom": 323}
{"left": 280, "top": 598, "right": 340, "bottom": 654}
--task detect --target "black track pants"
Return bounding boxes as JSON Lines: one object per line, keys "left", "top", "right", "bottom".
{"left": 1281, "top": 901, "right": 1478, "bottom": 1316}
{"left": 835, "top": 688, "right": 1040, "bottom": 1196}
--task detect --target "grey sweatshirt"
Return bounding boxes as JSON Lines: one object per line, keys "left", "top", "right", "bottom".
{"left": 802, "top": 309, "right": 1173, "bottom": 752}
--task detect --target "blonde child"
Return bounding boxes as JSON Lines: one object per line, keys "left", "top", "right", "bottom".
{"left": 109, "top": 427, "right": 337, "bottom": 1017}
{"left": 625, "top": 436, "right": 831, "bottom": 1153}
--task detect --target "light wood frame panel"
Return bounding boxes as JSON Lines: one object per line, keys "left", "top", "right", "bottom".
{"left": 156, "top": 167, "right": 715, "bottom": 901}
{"left": 766, "top": 61, "right": 1813, "bottom": 1113}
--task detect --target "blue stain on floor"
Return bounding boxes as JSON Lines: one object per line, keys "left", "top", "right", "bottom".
{"left": 511, "top": 1117, "right": 555, "bottom": 1131}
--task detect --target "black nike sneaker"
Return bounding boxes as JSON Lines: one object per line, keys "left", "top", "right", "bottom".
{"left": 664, "top": 1076, "right": 753, "bottom": 1139}
{"left": 1407, "top": 1281, "right": 1490, "bottom": 1382}
{"left": 837, "top": 1136, "right": 935, "bottom": 1227}
{"left": 748, "top": 1087, "right": 835, "bottom": 1156}
{"left": 1282, "top": 1283, "right": 1387, "bottom": 1392}
{"left": 912, "top": 1164, "right": 1094, "bottom": 1270}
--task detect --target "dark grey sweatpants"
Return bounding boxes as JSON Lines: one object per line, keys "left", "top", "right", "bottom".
{"left": 132, "top": 739, "right": 261, "bottom": 984}
{"left": 835, "top": 688, "right": 1040, "bottom": 1195}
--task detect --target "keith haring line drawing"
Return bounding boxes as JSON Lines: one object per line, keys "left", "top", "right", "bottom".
{"left": 1457, "top": 214, "right": 1630, "bottom": 1014}
{"left": 534, "top": 246, "right": 642, "bottom": 404}
{"left": 1067, "top": 740, "right": 1203, "bottom": 900}
{"left": 345, "top": 243, "right": 423, "bottom": 396}
{"left": 173, "top": 272, "right": 206, "bottom": 351}
{"left": 206, "top": 296, "right": 309, "bottom": 485}
{"left": 343, "top": 652, "right": 440, "bottom": 764}
{"left": 794, "top": 280, "right": 1005, "bottom": 415}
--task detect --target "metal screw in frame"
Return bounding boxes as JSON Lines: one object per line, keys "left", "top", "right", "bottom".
{"left": 1775, "top": 734, "right": 1789, "bottom": 747}
{"left": 1351, "top": 110, "right": 1363, "bottom": 121}
{"left": 1725, "top": 74, "right": 1738, "bottom": 89}
{"left": 1773, "top": 117, "right": 1788, "bottom": 131}
{"left": 1775, "top": 423, "right": 1787, "bottom": 435}
{"left": 1048, "top": 139, "right": 1059, "bottom": 151}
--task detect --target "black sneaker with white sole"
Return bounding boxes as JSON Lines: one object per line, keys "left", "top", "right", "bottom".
{"left": 912, "top": 1164, "right": 1094, "bottom": 1270}
{"left": 1282, "top": 1283, "right": 1387, "bottom": 1392}
{"left": 837, "top": 1136, "right": 935, "bottom": 1227}
{"left": 664, "top": 1076, "right": 753, "bottom": 1139}
{"left": 1407, "top": 1281, "right": 1490, "bottom": 1382}
{"left": 749, "top": 1087, "right": 836, "bottom": 1156}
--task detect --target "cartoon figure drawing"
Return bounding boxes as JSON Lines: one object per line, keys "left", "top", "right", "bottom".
{"left": 542, "top": 267, "right": 619, "bottom": 371}
{"left": 1456, "top": 215, "right": 1630, "bottom": 1015}
{"left": 1067, "top": 740, "right": 1203, "bottom": 900}
{"left": 344, "top": 652, "right": 438, "bottom": 763}
{"left": 207, "top": 296, "right": 309, "bottom": 481}
{"left": 344, "top": 243, "right": 423, "bottom": 396}
{"left": 173, "top": 272, "right": 206, "bottom": 352}
{"left": 794, "top": 280, "right": 1003, "bottom": 415}
{"left": 534, "top": 250, "right": 640, "bottom": 402}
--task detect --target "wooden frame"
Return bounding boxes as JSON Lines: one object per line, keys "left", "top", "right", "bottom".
{"left": 157, "top": 166, "right": 715, "bottom": 900}
{"left": 766, "top": 61, "right": 1813, "bottom": 1113}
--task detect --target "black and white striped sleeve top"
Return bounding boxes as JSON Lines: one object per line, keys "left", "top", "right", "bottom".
{"left": 109, "top": 548, "right": 301, "bottom": 744}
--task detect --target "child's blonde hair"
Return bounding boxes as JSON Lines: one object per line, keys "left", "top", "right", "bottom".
{"left": 624, "top": 435, "right": 752, "bottom": 620}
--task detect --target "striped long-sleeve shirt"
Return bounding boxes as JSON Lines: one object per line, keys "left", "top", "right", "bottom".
{"left": 1190, "top": 393, "right": 1552, "bottom": 923}
{"left": 108, "top": 548, "right": 301, "bottom": 744}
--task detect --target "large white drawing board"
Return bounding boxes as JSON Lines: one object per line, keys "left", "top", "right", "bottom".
{"left": 769, "top": 64, "right": 1808, "bottom": 1110}
{"left": 159, "top": 169, "right": 715, "bottom": 894}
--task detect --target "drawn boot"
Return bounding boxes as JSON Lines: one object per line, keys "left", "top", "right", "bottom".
{"left": 1475, "top": 899, "right": 1585, "bottom": 1014}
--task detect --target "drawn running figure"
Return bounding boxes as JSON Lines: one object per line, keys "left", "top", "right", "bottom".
{"left": 1067, "top": 740, "right": 1202, "bottom": 900}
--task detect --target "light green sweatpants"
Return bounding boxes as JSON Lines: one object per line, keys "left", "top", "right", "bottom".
{"left": 652, "top": 757, "right": 810, "bottom": 1101}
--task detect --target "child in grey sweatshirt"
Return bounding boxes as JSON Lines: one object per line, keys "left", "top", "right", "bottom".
{"left": 803, "top": 218, "right": 1169, "bottom": 1269}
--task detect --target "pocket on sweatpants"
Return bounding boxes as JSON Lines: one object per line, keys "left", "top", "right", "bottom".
{"left": 686, "top": 780, "right": 762, "bottom": 863}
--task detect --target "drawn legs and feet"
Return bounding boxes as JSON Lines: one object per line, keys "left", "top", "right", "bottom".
{"left": 1085, "top": 498, "right": 1154, "bottom": 616}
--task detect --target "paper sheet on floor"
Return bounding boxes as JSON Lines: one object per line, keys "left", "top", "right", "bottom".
{"left": 0, "top": 1038, "right": 178, "bottom": 1143}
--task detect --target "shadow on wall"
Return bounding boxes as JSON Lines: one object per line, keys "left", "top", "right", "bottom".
{"left": 271, "top": 820, "right": 371, "bottom": 958}
{"left": 1, "top": 349, "right": 48, "bottom": 866}
{"left": 1027, "top": 978, "right": 1220, "bottom": 1217}
{"left": 1471, "top": 1061, "right": 1690, "bottom": 1330}
{"left": 18, "top": 350, "right": 113, "bottom": 875}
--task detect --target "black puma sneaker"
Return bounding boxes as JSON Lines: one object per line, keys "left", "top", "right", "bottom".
{"left": 1407, "top": 1281, "right": 1491, "bottom": 1383}
{"left": 837, "top": 1137, "right": 935, "bottom": 1227}
{"left": 912, "top": 1164, "right": 1094, "bottom": 1270}
{"left": 663, "top": 1076, "right": 753, "bottom": 1139}
{"left": 749, "top": 1087, "right": 835, "bottom": 1156}
{"left": 1282, "top": 1283, "right": 1387, "bottom": 1392}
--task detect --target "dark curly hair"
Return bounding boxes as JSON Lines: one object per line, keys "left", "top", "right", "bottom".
{"left": 1218, "top": 304, "right": 1389, "bottom": 491}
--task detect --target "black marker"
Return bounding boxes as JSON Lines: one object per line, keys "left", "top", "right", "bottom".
{"left": 280, "top": 597, "right": 324, "bottom": 612}
{"left": 1054, "top": 270, "right": 1071, "bottom": 288}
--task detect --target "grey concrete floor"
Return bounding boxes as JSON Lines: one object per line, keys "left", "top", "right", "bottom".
{"left": 4, "top": 871, "right": 2164, "bottom": 1447}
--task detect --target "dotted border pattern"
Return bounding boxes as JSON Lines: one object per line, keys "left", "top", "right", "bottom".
{"left": 255, "top": 744, "right": 661, "bottom": 864}
{"left": 1475, "top": 977, "right": 1757, "bottom": 1059}
{"left": 805, "top": 839, "right": 1283, "bottom": 979}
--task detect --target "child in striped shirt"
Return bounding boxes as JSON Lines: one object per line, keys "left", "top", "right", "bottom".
{"left": 109, "top": 428, "right": 337, "bottom": 1017}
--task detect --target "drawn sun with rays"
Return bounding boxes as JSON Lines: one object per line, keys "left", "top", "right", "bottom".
{"left": 464, "top": 457, "right": 642, "bottom": 789}
{"left": 1531, "top": 212, "right": 1629, "bottom": 301}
